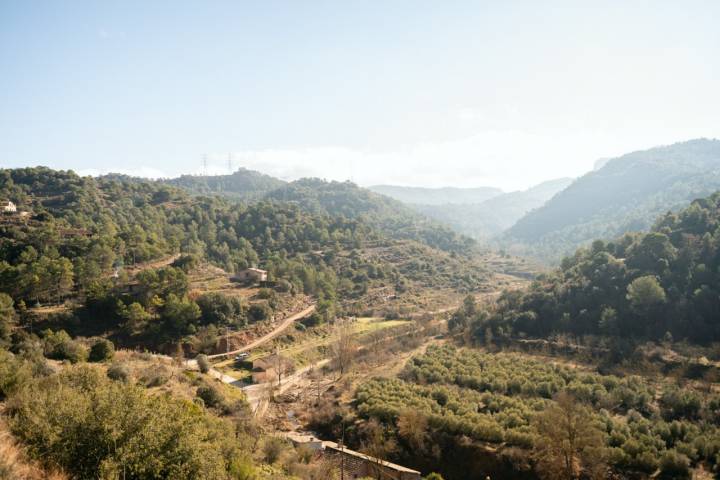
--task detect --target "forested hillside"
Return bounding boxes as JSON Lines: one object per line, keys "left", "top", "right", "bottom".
{"left": 454, "top": 189, "right": 720, "bottom": 344}
{"left": 163, "top": 167, "right": 286, "bottom": 201}
{"left": 368, "top": 184, "right": 502, "bottom": 205}
{"left": 504, "top": 139, "right": 720, "bottom": 262}
{"left": 0, "top": 167, "right": 488, "bottom": 351}
{"left": 415, "top": 178, "right": 573, "bottom": 238}
{"left": 265, "top": 178, "right": 476, "bottom": 253}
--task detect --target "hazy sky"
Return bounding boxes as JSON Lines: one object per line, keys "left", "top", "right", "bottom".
{"left": 2, "top": 1, "right": 720, "bottom": 191}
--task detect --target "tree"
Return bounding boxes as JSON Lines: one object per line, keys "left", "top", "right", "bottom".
{"left": 397, "top": 408, "right": 428, "bottom": 453}
{"left": 360, "top": 418, "right": 398, "bottom": 480}
{"left": 120, "top": 301, "right": 153, "bottom": 336}
{"left": 533, "top": 392, "right": 606, "bottom": 480}
{"left": 161, "top": 294, "right": 201, "bottom": 335}
{"left": 0, "top": 293, "right": 16, "bottom": 345}
{"left": 331, "top": 319, "right": 356, "bottom": 377}
{"left": 88, "top": 338, "right": 115, "bottom": 362}
{"left": 598, "top": 307, "right": 618, "bottom": 336}
{"left": 270, "top": 350, "right": 295, "bottom": 386}
{"left": 626, "top": 275, "right": 666, "bottom": 316}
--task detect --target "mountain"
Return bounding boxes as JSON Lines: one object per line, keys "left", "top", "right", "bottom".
{"left": 469, "top": 189, "right": 720, "bottom": 343}
{"left": 414, "top": 177, "right": 573, "bottom": 238}
{"left": 163, "top": 167, "right": 285, "bottom": 201}
{"left": 264, "top": 178, "right": 477, "bottom": 253}
{"left": 367, "top": 184, "right": 502, "bottom": 205}
{"left": 503, "top": 138, "right": 720, "bottom": 262}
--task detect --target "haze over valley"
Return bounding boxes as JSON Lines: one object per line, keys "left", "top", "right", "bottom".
{"left": 2, "top": 2, "right": 720, "bottom": 480}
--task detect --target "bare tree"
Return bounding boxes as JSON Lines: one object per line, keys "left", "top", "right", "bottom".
{"left": 272, "top": 350, "right": 295, "bottom": 386}
{"left": 397, "top": 408, "right": 429, "bottom": 453}
{"left": 533, "top": 392, "right": 606, "bottom": 480}
{"left": 331, "top": 319, "right": 356, "bottom": 377}
{"left": 360, "top": 418, "right": 398, "bottom": 480}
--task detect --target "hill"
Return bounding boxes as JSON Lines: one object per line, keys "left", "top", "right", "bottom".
{"left": 503, "top": 138, "right": 720, "bottom": 262}
{"left": 264, "top": 178, "right": 477, "bottom": 253}
{"left": 415, "top": 177, "right": 573, "bottom": 238}
{"left": 163, "top": 167, "right": 286, "bottom": 201}
{"left": 0, "top": 167, "right": 492, "bottom": 349}
{"left": 368, "top": 184, "right": 502, "bottom": 205}
{"left": 463, "top": 189, "right": 720, "bottom": 344}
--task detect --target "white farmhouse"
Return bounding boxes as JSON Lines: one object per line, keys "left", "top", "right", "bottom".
{"left": 1, "top": 200, "right": 17, "bottom": 214}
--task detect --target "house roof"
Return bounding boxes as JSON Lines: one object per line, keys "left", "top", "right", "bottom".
{"left": 244, "top": 267, "right": 267, "bottom": 274}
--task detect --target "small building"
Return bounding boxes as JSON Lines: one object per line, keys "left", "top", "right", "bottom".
{"left": 323, "top": 441, "right": 421, "bottom": 480}
{"left": 2, "top": 200, "right": 17, "bottom": 214}
{"left": 232, "top": 267, "right": 268, "bottom": 284}
{"left": 285, "top": 433, "right": 324, "bottom": 452}
{"left": 251, "top": 353, "right": 294, "bottom": 383}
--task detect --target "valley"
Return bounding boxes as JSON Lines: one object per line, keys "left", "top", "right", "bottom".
{"left": 2, "top": 142, "right": 720, "bottom": 480}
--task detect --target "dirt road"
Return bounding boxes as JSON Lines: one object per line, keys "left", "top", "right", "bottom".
{"left": 207, "top": 304, "right": 316, "bottom": 360}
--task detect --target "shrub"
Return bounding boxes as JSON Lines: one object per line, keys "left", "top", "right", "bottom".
{"left": 43, "top": 330, "right": 88, "bottom": 363}
{"left": 106, "top": 362, "right": 131, "bottom": 383}
{"left": 140, "top": 365, "right": 171, "bottom": 387}
{"left": 196, "top": 354, "right": 210, "bottom": 374}
{"left": 8, "top": 365, "right": 239, "bottom": 479}
{"left": 196, "top": 384, "right": 223, "bottom": 409}
{"left": 658, "top": 449, "right": 691, "bottom": 479}
{"left": 262, "top": 437, "right": 286, "bottom": 464}
{"left": 88, "top": 339, "right": 114, "bottom": 362}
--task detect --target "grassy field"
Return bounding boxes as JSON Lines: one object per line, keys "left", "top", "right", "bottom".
{"left": 214, "top": 317, "right": 413, "bottom": 379}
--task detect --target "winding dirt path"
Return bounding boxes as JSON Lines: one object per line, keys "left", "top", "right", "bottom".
{"left": 207, "top": 304, "right": 316, "bottom": 360}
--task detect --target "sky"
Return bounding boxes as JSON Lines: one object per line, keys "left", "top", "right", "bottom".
{"left": 2, "top": 1, "right": 720, "bottom": 191}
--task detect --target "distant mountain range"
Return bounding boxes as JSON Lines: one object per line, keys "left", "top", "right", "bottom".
{"left": 412, "top": 178, "right": 574, "bottom": 238}
{"left": 367, "top": 185, "right": 502, "bottom": 205}
{"left": 107, "top": 137, "right": 720, "bottom": 265}
{"left": 503, "top": 138, "right": 720, "bottom": 262}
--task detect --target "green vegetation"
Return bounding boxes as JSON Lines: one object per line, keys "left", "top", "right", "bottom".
{"left": 2, "top": 361, "right": 252, "bottom": 479}
{"left": 354, "top": 345, "right": 720, "bottom": 479}
{"left": 162, "top": 167, "right": 285, "bottom": 201}
{"left": 457, "top": 189, "right": 720, "bottom": 343}
{"left": 0, "top": 167, "right": 487, "bottom": 350}
{"left": 504, "top": 138, "right": 720, "bottom": 262}
{"left": 265, "top": 178, "right": 476, "bottom": 253}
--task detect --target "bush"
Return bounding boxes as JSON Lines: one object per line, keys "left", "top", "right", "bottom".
{"left": 658, "top": 449, "right": 691, "bottom": 479}
{"left": 262, "top": 437, "right": 286, "bottom": 464}
{"left": 8, "top": 365, "right": 240, "bottom": 479}
{"left": 43, "top": 330, "right": 88, "bottom": 363}
{"left": 196, "top": 354, "right": 210, "bottom": 374}
{"left": 140, "top": 365, "right": 171, "bottom": 387}
{"left": 196, "top": 384, "right": 223, "bottom": 409}
{"left": 88, "top": 339, "right": 115, "bottom": 362}
{"left": 107, "top": 362, "right": 131, "bottom": 383}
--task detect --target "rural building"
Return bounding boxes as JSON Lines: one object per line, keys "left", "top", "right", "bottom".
{"left": 323, "top": 441, "right": 421, "bottom": 480}
{"left": 232, "top": 267, "right": 268, "bottom": 284}
{"left": 2, "top": 200, "right": 17, "bottom": 213}
{"left": 251, "top": 353, "right": 294, "bottom": 383}
{"left": 285, "top": 433, "right": 324, "bottom": 452}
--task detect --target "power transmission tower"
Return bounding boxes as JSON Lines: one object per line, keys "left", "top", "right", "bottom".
{"left": 227, "top": 153, "right": 233, "bottom": 174}
{"left": 202, "top": 154, "right": 208, "bottom": 176}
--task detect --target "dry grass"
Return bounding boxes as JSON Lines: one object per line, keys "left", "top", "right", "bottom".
{"left": 0, "top": 422, "right": 67, "bottom": 480}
